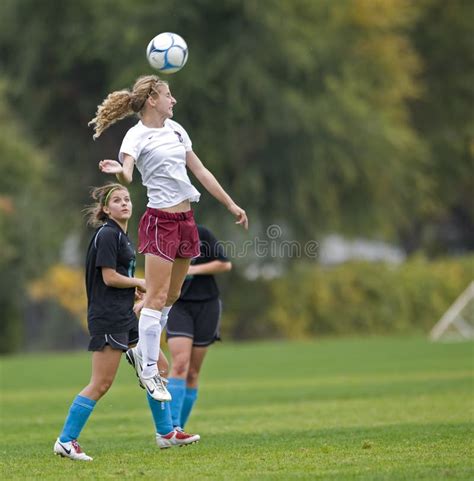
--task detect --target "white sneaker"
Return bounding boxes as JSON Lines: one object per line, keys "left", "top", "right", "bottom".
{"left": 53, "top": 438, "right": 93, "bottom": 461}
{"left": 125, "top": 347, "right": 171, "bottom": 402}
{"left": 156, "top": 428, "right": 200, "bottom": 449}
{"left": 141, "top": 373, "right": 172, "bottom": 402}
{"left": 125, "top": 347, "right": 145, "bottom": 390}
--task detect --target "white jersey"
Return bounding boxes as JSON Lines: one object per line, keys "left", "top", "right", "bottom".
{"left": 119, "top": 119, "right": 201, "bottom": 209}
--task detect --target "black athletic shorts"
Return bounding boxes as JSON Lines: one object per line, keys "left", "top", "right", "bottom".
{"left": 88, "top": 327, "right": 139, "bottom": 352}
{"left": 166, "top": 298, "right": 221, "bottom": 347}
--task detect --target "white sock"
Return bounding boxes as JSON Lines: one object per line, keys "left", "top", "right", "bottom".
{"left": 137, "top": 308, "right": 162, "bottom": 378}
{"left": 160, "top": 305, "right": 172, "bottom": 330}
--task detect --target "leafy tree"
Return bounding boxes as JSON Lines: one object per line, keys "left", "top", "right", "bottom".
{"left": 1, "top": 0, "right": 472, "bottom": 350}
{"left": 408, "top": 0, "right": 474, "bottom": 254}
{"left": 0, "top": 0, "right": 431, "bottom": 243}
{"left": 0, "top": 81, "right": 62, "bottom": 352}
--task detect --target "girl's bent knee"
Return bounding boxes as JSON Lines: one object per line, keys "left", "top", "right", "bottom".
{"left": 93, "top": 380, "right": 113, "bottom": 399}
{"left": 172, "top": 362, "right": 189, "bottom": 378}
{"left": 166, "top": 292, "right": 180, "bottom": 306}
{"left": 145, "top": 293, "right": 168, "bottom": 311}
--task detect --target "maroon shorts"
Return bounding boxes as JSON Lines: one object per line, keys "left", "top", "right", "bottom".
{"left": 138, "top": 208, "right": 200, "bottom": 262}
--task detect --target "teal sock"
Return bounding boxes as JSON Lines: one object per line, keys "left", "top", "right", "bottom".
{"left": 180, "top": 387, "right": 198, "bottom": 428}
{"left": 168, "top": 378, "right": 186, "bottom": 427}
{"left": 59, "top": 395, "right": 96, "bottom": 442}
{"left": 146, "top": 393, "right": 173, "bottom": 435}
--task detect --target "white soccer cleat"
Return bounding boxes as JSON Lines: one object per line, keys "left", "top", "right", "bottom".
{"left": 125, "top": 347, "right": 171, "bottom": 402}
{"left": 125, "top": 347, "right": 145, "bottom": 390}
{"left": 141, "top": 373, "right": 172, "bottom": 402}
{"left": 156, "top": 428, "right": 200, "bottom": 449}
{"left": 53, "top": 438, "right": 93, "bottom": 461}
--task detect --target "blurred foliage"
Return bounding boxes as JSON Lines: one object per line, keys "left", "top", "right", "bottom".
{"left": 28, "top": 264, "right": 145, "bottom": 329}
{"left": 222, "top": 255, "right": 474, "bottom": 339}
{"left": 27, "top": 265, "right": 146, "bottom": 350}
{"left": 0, "top": 0, "right": 469, "bottom": 250}
{"left": 266, "top": 255, "right": 474, "bottom": 338}
{"left": 0, "top": 0, "right": 443, "bottom": 240}
{"left": 23, "top": 255, "right": 474, "bottom": 348}
{"left": 29, "top": 264, "right": 87, "bottom": 330}
{"left": 407, "top": 0, "right": 474, "bottom": 254}
{"left": 0, "top": 83, "right": 63, "bottom": 353}
{"left": 0, "top": 0, "right": 472, "bottom": 351}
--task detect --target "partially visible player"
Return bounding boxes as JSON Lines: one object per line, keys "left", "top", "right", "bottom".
{"left": 166, "top": 225, "right": 232, "bottom": 429}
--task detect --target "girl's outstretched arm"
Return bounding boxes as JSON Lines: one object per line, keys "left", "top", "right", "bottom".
{"left": 186, "top": 150, "right": 248, "bottom": 229}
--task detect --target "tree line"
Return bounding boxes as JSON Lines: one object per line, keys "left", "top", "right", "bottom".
{"left": 0, "top": 0, "right": 472, "bottom": 351}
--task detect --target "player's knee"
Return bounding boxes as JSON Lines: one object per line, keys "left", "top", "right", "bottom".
{"left": 145, "top": 291, "right": 168, "bottom": 311}
{"left": 172, "top": 359, "right": 189, "bottom": 378}
{"left": 101, "top": 378, "right": 114, "bottom": 394}
{"left": 92, "top": 379, "right": 113, "bottom": 399}
{"left": 166, "top": 290, "right": 181, "bottom": 306}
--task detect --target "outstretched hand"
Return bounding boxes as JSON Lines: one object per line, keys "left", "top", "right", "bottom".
{"left": 229, "top": 203, "right": 248, "bottom": 230}
{"left": 99, "top": 159, "right": 123, "bottom": 174}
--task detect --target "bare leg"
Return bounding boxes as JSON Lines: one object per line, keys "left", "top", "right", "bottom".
{"left": 57, "top": 345, "right": 122, "bottom": 447}
{"left": 168, "top": 337, "right": 194, "bottom": 379}
{"left": 179, "top": 346, "right": 209, "bottom": 427}
{"left": 158, "top": 258, "right": 192, "bottom": 332}
{"left": 143, "top": 254, "right": 173, "bottom": 311}
{"left": 187, "top": 346, "right": 208, "bottom": 388}
{"left": 166, "top": 258, "right": 192, "bottom": 306}
{"left": 80, "top": 346, "right": 123, "bottom": 401}
{"left": 158, "top": 348, "right": 169, "bottom": 377}
{"left": 168, "top": 336, "right": 193, "bottom": 427}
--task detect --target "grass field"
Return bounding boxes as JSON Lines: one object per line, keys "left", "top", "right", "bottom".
{"left": 1, "top": 337, "right": 473, "bottom": 480}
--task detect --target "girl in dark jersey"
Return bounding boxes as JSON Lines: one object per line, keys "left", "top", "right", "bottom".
{"left": 53, "top": 183, "right": 145, "bottom": 461}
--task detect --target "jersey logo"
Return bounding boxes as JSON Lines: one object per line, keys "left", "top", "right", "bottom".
{"left": 173, "top": 131, "right": 184, "bottom": 143}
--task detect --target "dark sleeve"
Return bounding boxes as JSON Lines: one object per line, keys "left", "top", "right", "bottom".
{"left": 200, "top": 227, "right": 229, "bottom": 262}
{"left": 94, "top": 228, "right": 118, "bottom": 269}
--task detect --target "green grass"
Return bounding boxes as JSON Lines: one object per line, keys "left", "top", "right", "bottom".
{"left": 1, "top": 337, "right": 473, "bottom": 480}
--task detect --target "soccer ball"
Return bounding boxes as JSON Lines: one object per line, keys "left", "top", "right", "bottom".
{"left": 146, "top": 32, "right": 188, "bottom": 74}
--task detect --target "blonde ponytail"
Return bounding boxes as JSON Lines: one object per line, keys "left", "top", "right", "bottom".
{"left": 88, "top": 75, "right": 168, "bottom": 139}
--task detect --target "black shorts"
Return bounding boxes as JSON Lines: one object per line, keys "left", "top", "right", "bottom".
{"left": 88, "top": 327, "right": 139, "bottom": 352}
{"left": 166, "top": 298, "right": 222, "bottom": 347}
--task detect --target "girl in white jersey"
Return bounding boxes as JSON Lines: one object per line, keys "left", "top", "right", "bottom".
{"left": 89, "top": 75, "right": 248, "bottom": 435}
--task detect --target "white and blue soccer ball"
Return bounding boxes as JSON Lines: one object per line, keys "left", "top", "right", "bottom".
{"left": 146, "top": 32, "right": 188, "bottom": 74}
